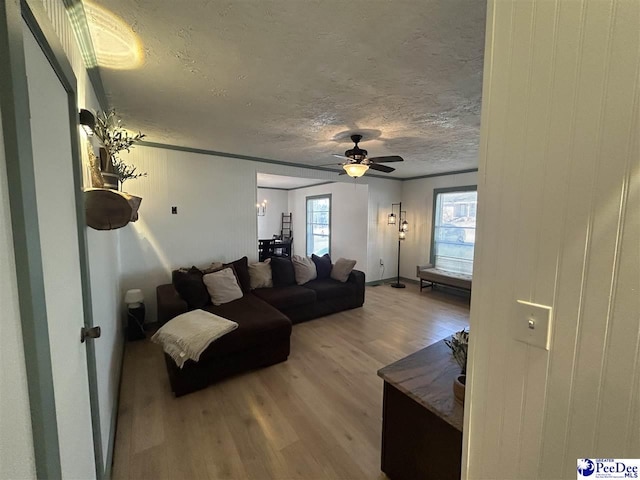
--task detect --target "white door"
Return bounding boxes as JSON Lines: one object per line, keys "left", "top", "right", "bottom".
{"left": 23, "top": 22, "right": 97, "bottom": 479}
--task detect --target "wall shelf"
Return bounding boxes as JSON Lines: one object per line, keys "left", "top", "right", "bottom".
{"left": 84, "top": 188, "right": 142, "bottom": 230}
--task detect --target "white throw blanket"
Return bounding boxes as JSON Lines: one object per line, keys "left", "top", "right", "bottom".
{"left": 151, "top": 309, "right": 239, "bottom": 368}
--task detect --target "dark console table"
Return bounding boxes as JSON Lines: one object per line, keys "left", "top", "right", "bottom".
{"left": 258, "top": 238, "right": 292, "bottom": 262}
{"left": 377, "top": 340, "right": 464, "bottom": 480}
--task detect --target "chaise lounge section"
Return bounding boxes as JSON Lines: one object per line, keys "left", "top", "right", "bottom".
{"left": 157, "top": 285, "right": 292, "bottom": 396}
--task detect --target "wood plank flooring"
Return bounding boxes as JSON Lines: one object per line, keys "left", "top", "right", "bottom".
{"left": 111, "top": 284, "right": 470, "bottom": 480}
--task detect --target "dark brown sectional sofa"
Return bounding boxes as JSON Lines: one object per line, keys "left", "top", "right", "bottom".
{"left": 156, "top": 257, "right": 365, "bottom": 396}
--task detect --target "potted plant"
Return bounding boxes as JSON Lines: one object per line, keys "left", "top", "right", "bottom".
{"left": 93, "top": 109, "right": 146, "bottom": 190}
{"left": 444, "top": 328, "right": 469, "bottom": 405}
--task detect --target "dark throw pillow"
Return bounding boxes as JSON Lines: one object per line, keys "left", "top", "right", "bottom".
{"left": 312, "top": 253, "right": 332, "bottom": 279}
{"left": 270, "top": 256, "right": 296, "bottom": 287}
{"left": 172, "top": 266, "right": 209, "bottom": 309}
{"left": 224, "top": 256, "right": 251, "bottom": 293}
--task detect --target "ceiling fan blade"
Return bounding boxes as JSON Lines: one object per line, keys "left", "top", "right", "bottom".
{"left": 368, "top": 155, "right": 404, "bottom": 163}
{"left": 368, "top": 163, "right": 395, "bottom": 173}
{"left": 318, "top": 162, "right": 345, "bottom": 167}
{"left": 332, "top": 154, "right": 352, "bottom": 161}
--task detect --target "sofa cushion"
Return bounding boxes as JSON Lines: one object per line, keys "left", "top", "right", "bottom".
{"left": 292, "top": 255, "right": 317, "bottom": 285}
{"left": 330, "top": 257, "right": 357, "bottom": 282}
{"left": 305, "top": 278, "right": 357, "bottom": 301}
{"left": 248, "top": 258, "right": 273, "bottom": 289}
{"left": 224, "top": 256, "right": 251, "bottom": 293}
{"left": 270, "top": 256, "right": 296, "bottom": 287}
{"left": 202, "top": 267, "right": 244, "bottom": 306}
{"left": 200, "top": 294, "right": 291, "bottom": 357}
{"left": 419, "top": 267, "right": 472, "bottom": 291}
{"left": 253, "top": 285, "right": 316, "bottom": 310}
{"left": 312, "top": 253, "right": 332, "bottom": 279}
{"left": 172, "top": 266, "right": 210, "bottom": 310}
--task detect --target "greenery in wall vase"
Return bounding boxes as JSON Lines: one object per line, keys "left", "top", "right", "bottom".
{"left": 93, "top": 109, "right": 147, "bottom": 187}
{"left": 112, "top": 158, "right": 147, "bottom": 186}
{"left": 84, "top": 109, "right": 146, "bottom": 230}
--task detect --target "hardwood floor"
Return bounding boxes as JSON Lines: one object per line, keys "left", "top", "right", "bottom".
{"left": 111, "top": 284, "right": 470, "bottom": 480}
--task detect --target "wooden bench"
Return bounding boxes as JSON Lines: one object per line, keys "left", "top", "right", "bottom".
{"left": 416, "top": 264, "right": 472, "bottom": 292}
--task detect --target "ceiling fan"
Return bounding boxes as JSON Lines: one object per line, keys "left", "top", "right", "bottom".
{"left": 323, "top": 134, "right": 404, "bottom": 178}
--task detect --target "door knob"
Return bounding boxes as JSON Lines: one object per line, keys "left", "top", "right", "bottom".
{"left": 80, "top": 326, "right": 101, "bottom": 343}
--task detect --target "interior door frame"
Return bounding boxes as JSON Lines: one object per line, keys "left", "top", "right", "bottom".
{"left": 0, "top": 0, "right": 102, "bottom": 478}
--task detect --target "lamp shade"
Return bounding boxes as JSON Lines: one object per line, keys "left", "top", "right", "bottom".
{"left": 124, "top": 288, "right": 144, "bottom": 305}
{"left": 401, "top": 220, "right": 409, "bottom": 232}
{"left": 399, "top": 231, "right": 406, "bottom": 240}
{"left": 343, "top": 163, "right": 369, "bottom": 178}
{"left": 388, "top": 213, "right": 396, "bottom": 225}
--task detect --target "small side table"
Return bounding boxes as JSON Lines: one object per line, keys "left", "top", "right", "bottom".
{"left": 124, "top": 289, "right": 146, "bottom": 341}
{"left": 127, "top": 303, "right": 146, "bottom": 341}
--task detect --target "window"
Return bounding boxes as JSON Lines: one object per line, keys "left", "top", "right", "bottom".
{"left": 431, "top": 186, "right": 477, "bottom": 274}
{"left": 306, "top": 195, "right": 331, "bottom": 256}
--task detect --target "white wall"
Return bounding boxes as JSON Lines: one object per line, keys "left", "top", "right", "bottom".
{"left": 367, "top": 177, "right": 403, "bottom": 283}
{"left": 464, "top": 1, "right": 640, "bottom": 479}
{"left": 118, "top": 147, "right": 259, "bottom": 325}
{"left": 288, "top": 182, "right": 369, "bottom": 276}
{"left": 401, "top": 172, "right": 477, "bottom": 280}
{"left": 257, "top": 187, "right": 288, "bottom": 239}
{"left": 0, "top": 105, "right": 37, "bottom": 479}
{"left": 38, "top": 0, "right": 124, "bottom": 471}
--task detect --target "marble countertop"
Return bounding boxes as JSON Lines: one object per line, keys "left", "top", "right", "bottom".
{"left": 377, "top": 339, "right": 464, "bottom": 431}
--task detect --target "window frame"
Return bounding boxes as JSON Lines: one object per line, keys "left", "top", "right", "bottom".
{"left": 305, "top": 194, "right": 332, "bottom": 257}
{"left": 430, "top": 185, "right": 478, "bottom": 269}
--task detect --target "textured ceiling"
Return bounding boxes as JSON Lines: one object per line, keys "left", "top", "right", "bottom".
{"left": 257, "top": 173, "right": 329, "bottom": 190}
{"left": 88, "top": 0, "right": 486, "bottom": 178}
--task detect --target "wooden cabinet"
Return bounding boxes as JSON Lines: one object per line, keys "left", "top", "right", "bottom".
{"left": 378, "top": 340, "right": 464, "bottom": 480}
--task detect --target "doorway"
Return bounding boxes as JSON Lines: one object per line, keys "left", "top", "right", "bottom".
{"left": 0, "top": 2, "right": 103, "bottom": 477}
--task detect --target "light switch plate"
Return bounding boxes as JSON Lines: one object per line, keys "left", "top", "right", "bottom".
{"left": 515, "top": 300, "right": 553, "bottom": 350}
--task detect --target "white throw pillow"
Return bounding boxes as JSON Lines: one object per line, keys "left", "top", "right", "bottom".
{"left": 202, "top": 267, "right": 243, "bottom": 305}
{"left": 330, "top": 258, "right": 357, "bottom": 282}
{"left": 248, "top": 258, "right": 273, "bottom": 289}
{"left": 292, "top": 255, "right": 317, "bottom": 285}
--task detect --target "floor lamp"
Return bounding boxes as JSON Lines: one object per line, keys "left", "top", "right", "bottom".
{"left": 388, "top": 202, "right": 408, "bottom": 288}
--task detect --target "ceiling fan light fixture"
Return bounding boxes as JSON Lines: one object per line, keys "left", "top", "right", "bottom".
{"left": 345, "top": 148, "right": 367, "bottom": 161}
{"left": 343, "top": 163, "right": 369, "bottom": 178}
{"left": 327, "top": 134, "right": 403, "bottom": 176}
